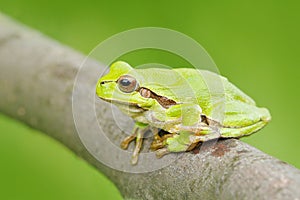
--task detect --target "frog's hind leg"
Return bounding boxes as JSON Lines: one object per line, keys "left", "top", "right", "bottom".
{"left": 221, "top": 121, "right": 267, "bottom": 138}
{"left": 220, "top": 102, "right": 270, "bottom": 138}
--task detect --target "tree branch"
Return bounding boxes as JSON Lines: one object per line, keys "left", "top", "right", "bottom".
{"left": 0, "top": 13, "right": 300, "bottom": 200}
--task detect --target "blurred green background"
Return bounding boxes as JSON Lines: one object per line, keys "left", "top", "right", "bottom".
{"left": 0, "top": 0, "right": 299, "bottom": 199}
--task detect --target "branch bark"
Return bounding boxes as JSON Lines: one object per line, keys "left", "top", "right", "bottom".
{"left": 1, "top": 13, "right": 300, "bottom": 200}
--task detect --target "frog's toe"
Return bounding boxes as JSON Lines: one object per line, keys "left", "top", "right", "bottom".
{"left": 150, "top": 141, "right": 165, "bottom": 150}
{"left": 120, "top": 134, "right": 136, "bottom": 150}
{"left": 155, "top": 148, "right": 170, "bottom": 158}
{"left": 131, "top": 144, "right": 142, "bottom": 165}
{"left": 131, "top": 138, "right": 144, "bottom": 165}
{"left": 131, "top": 154, "right": 139, "bottom": 165}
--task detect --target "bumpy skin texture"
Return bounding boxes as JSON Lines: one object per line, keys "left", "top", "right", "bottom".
{"left": 96, "top": 61, "right": 271, "bottom": 163}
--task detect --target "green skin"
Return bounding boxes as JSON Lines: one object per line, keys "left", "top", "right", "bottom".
{"left": 96, "top": 61, "right": 271, "bottom": 164}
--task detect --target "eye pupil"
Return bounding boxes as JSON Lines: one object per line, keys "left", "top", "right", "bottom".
{"left": 120, "top": 79, "right": 131, "bottom": 86}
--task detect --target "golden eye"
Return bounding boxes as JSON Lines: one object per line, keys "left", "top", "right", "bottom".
{"left": 117, "top": 75, "right": 138, "bottom": 93}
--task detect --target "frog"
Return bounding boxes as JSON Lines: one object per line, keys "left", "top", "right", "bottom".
{"left": 96, "top": 61, "right": 271, "bottom": 165}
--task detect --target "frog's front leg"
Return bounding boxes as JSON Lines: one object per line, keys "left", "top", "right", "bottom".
{"left": 120, "top": 122, "right": 149, "bottom": 165}
{"left": 166, "top": 103, "right": 202, "bottom": 128}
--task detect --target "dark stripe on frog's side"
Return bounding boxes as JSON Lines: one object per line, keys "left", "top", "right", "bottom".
{"left": 138, "top": 87, "right": 177, "bottom": 109}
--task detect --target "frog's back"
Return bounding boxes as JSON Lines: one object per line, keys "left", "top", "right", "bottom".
{"left": 173, "top": 68, "right": 256, "bottom": 114}
{"left": 174, "top": 68, "right": 255, "bottom": 102}
{"left": 135, "top": 67, "right": 255, "bottom": 114}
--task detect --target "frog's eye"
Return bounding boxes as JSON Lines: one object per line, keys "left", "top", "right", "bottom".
{"left": 117, "top": 75, "right": 138, "bottom": 93}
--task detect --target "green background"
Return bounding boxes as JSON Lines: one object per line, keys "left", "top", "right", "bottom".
{"left": 0, "top": 1, "right": 299, "bottom": 199}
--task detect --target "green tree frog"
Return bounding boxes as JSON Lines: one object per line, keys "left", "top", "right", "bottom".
{"left": 96, "top": 61, "right": 271, "bottom": 164}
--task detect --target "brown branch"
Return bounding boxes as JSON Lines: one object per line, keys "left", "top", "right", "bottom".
{"left": 0, "top": 13, "right": 300, "bottom": 200}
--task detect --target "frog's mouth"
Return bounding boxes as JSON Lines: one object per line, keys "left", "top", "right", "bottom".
{"left": 98, "top": 97, "right": 147, "bottom": 112}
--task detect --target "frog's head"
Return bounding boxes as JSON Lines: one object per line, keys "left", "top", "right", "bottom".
{"left": 96, "top": 61, "right": 157, "bottom": 112}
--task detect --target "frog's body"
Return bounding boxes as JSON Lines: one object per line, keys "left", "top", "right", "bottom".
{"left": 96, "top": 61, "right": 271, "bottom": 164}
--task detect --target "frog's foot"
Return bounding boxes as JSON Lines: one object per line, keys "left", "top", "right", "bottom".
{"left": 151, "top": 142, "right": 165, "bottom": 151}
{"left": 150, "top": 133, "right": 173, "bottom": 151}
{"left": 120, "top": 122, "right": 150, "bottom": 165}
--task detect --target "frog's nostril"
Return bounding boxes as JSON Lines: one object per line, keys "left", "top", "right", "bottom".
{"left": 99, "top": 81, "right": 106, "bottom": 86}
